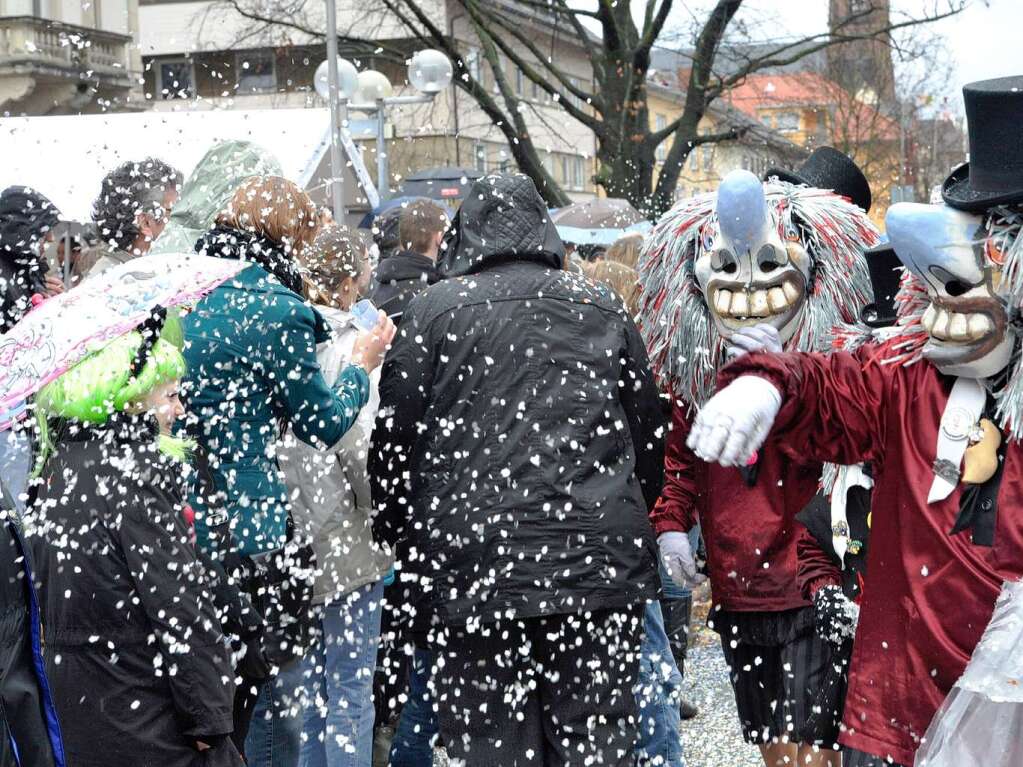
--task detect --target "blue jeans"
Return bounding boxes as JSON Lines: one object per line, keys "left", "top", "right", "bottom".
{"left": 388, "top": 647, "right": 437, "bottom": 767}
{"left": 246, "top": 581, "right": 384, "bottom": 767}
{"left": 386, "top": 602, "right": 685, "bottom": 767}
{"left": 636, "top": 600, "right": 686, "bottom": 767}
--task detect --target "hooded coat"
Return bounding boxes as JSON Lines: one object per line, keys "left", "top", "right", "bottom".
{"left": 27, "top": 417, "right": 240, "bottom": 767}
{"left": 149, "top": 141, "right": 283, "bottom": 258}
{"left": 369, "top": 173, "right": 664, "bottom": 628}
{"left": 0, "top": 187, "right": 59, "bottom": 333}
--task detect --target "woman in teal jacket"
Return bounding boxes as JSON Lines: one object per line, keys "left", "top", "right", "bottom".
{"left": 181, "top": 176, "right": 394, "bottom": 765}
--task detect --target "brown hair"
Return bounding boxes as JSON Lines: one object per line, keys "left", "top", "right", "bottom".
{"left": 604, "top": 232, "right": 645, "bottom": 270}
{"left": 398, "top": 199, "right": 448, "bottom": 254}
{"left": 298, "top": 225, "right": 368, "bottom": 309}
{"left": 587, "top": 260, "right": 642, "bottom": 315}
{"left": 216, "top": 176, "right": 319, "bottom": 254}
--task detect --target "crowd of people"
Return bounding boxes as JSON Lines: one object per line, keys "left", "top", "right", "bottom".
{"left": 1, "top": 73, "right": 1022, "bottom": 767}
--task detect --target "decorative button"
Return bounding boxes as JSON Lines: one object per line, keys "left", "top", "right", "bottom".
{"left": 941, "top": 406, "right": 975, "bottom": 441}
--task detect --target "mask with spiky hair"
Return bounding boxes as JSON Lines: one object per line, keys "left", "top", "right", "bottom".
{"left": 638, "top": 170, "right": 878, "bottom": 411}
{"left": 883, "top": 202, "right": 1023, "bottom": 439}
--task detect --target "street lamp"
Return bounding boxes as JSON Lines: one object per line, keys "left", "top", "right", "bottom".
{"left": 316, "top": 47, "right": 453, "bottom": 207}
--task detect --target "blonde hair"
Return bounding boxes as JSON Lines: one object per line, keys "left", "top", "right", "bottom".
{"left": 586, "top": 260, "right": 642, "bottom": 315}
{"left": 217, "top": 176, "right": 319, "bottom": 254}
{"left": 298, "top": 225, "right": 367, "bottom": 308}
{"left": 604, "top": 232, "right": 644, "bottom": 269}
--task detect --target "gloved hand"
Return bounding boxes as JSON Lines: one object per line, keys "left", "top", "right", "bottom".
{"left": 686, "top": 376, "right": 782, "bottom": 467}
{"left": 726, "top": 323, "right": 783, "bottom": 360}
{"left": 659, "top": 531, "right": 698, "bottom": 587}
{"left": 812, "top": 584, "right": 860, "bottom": 645}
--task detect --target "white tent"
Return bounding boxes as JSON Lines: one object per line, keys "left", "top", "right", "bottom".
{"left": 0, "top": 107, "right": 372, "bottom": 222}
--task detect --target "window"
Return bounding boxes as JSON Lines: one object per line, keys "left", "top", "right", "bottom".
{"left": 572, "top": 156, "right": 586, "bottom": 190}
{"left": 561, "top": 156, "right": 570, "bottom": 185}
{"left": 156, "top": 58, "right": 194, "bottom": 99}
{"left": 775, "top": 111, "right": 800, "bottom": 132}
{"left": 689, "top": 150, "right": 698, "bottom": 171}
{"left": 514, "top": 66, "right": 524, "bottom": 95}
{"left": 655, "top": 114, "right": 667, "bottom": 162}
{"left": 237, "top": 50, "right": 276, "bottom": 93}
{"left": 474, "top": 142, "right": 487, "bottom": 173}
{"left": 702, "top": 146, "right": 713, "bottom": 171}
{"left": 531, "top": 79, "right": 541, "bottom": 101}
{"left": 849, "top": 0, "right": 871, "bottom": 13}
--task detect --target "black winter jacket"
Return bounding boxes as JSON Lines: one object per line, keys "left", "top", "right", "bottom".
{"left": 370, "top": 174, "right": 664, "bottom": 628}
{"left": 27, "top": 416, "right": 240, "bottom": 767}
{"left": 366, "top": 250, "right": 441, "bottom": 324}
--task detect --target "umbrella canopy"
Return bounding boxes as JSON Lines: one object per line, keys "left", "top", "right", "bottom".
{"left": 0, "top": 252, "right": 247, "bottom": 428}
{"left": 550, "top": 198, "right": 650, "bottom": 245}
{"left": 357, "top": 195, "right": 455, "bottom": 230}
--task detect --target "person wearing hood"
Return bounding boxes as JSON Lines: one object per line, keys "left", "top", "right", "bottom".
{"left": 86, "top": 158, "right": 182, "bottom": 279}
{"left": 366, "top": 199, "right": 446, "bottom": 325}
{"left": 149, "top": 140, "right": 284, "bottom": 258}
{"left": 0, "top": 186, "right": 63, "bottom": 333}
{"left": 369, "top": 173, "right": 664, "bottom": 765}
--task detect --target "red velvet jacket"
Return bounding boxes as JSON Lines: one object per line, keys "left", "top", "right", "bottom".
{"left": 651, "top": 403, "right": 820, "bottom": 612}
{"left": 721, "top": 345, "right": 1019, "bottom": 765}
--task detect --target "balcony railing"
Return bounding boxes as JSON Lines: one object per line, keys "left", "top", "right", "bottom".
{"left": 0, "top": 16, "right": 132, "bottom": 82}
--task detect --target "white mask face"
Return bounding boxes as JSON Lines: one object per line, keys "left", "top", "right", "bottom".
{"left": 886, "top": 202, "right": 1014, "bottom": 378}
{"left": 695, "top": 170, "right": 811, "bottom": 344}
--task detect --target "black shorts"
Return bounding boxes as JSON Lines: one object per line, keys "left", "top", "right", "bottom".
{"left": 717, "top": 607, "right": 846, "bottom": 747}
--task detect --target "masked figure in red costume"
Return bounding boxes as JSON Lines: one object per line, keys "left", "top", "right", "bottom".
{"left": 689, "top": 76, "right": 1023, "bottom": 767}
{"left": 638, "top": 148, "right": 878, "bottom": 767}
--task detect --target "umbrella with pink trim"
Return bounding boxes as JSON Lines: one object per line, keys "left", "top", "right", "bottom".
{"left": 0, "top": 252, "right": 248, "bottom": 429}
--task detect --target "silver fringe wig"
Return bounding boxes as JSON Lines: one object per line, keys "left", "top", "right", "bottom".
{"left": 637, "top": 181, "right": 879, "bottom": 412}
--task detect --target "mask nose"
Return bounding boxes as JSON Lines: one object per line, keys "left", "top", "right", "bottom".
{"left": 885, "top": 203, "right": 985, "bottom": 293}
{"left": 716, "top": 170, "right": 769, "bottom": 259}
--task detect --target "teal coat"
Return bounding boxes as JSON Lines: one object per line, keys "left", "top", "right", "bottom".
{"left": 183, "top": 264, "right": 369, "bottom": 555}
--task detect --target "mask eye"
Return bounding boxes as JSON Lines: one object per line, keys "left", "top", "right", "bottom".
{"left": 756, "top": 244, "right": 789, "bottom": 274}
{"left": 986, "top": 238, "right": 1007, "bottom": 266}
{"left": 712, "top": 249, "right": 738, "bottom": 275}
{"left": 784, "top": 224, "right": 800, "bottom": 242}
{"left": 701, "top": 227, "right": 716, "bottom": 252}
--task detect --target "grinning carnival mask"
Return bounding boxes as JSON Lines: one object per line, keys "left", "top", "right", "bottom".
{"left": 638, "top": 168, "right": 878, "bottom": 409}
{"left": 885, "top": 203, "right": 1015, "bottom": 379}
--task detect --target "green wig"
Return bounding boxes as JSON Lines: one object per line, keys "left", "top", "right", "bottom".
{"left": 34, "top": 312, "right": 191, "bottom": 470}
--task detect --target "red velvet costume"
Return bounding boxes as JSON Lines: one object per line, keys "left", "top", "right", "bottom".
{"left": 720, "top": 345, "right": 1018, "bottom": 764}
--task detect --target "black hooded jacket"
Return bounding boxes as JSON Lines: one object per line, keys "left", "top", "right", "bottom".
{"left": 366, "top": 250, "right": 441, "bottom": 325}
{"left": 369, "top": 174, "right": 664, "bottom": 628}
{"left": 0, "top": 187, "right": 59, "bottom": 333}
{"left": 28, "top": 416, "right": 240, "bottom": 767}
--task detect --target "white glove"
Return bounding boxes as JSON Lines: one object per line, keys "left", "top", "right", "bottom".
{"left": 686, "top": 376, "right": 782, "bottom": 467}
{"left": 726, "top": 323, "right": 783, "bottom": 360}
{"left": 659, "top": 531, "right": 698, "bottom": 587}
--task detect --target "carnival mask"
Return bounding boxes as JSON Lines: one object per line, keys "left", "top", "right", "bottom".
{"left": 695, "top": 170, "right": 811, "bottom": 343}
{"left": 885, "top": 202, "right": 1015, "bottom": 378}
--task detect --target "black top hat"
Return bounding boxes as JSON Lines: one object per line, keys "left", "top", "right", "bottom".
{"left": 764, "top": 146, "right": 872, "bottom": 214}
{"left": 859, "top": 243, "right": 902, "bottom": 328}
{"left": 942, "top": 75, "right": 1023, "bottom": 212}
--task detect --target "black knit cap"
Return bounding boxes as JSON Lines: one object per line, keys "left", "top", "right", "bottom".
{"left": 942, "top": 75, "right": 1023, "bottom": 212}
{"left": 859, "top": 243, "right": 902, "bottom": 328}
{"left": 765, "top": 146, "right": 872, "bottom": 214}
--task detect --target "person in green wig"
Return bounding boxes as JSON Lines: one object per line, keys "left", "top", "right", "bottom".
{"left": 26, "top": 315, "right": 244, "bottom": 767}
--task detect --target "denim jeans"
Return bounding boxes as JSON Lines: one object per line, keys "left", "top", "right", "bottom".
{"left": 386, "top": 602, "right": 684, "bottom": 767}
{"left": 300, "top": 581, "right": 385, "bottom": 767}
{"left": 388, "top": 646, "right": 437, "bottom": 767}
{"left": 246, "top": 581, "right": 384, "bottom": 767}
{"left": 635, "top": 600, "right": 686, "bottom": 767}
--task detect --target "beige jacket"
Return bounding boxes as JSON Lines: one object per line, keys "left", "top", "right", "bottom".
{"left": 278, "top": 306, "right": 393, "bottom": 604}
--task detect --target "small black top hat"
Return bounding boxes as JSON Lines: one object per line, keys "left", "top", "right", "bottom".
{"left": 859, "top": 243, "right": 902, "bottom": 328}
{"left": 942, "top": 75, "right": 1023, "bottom": 212}
{"left": 765, "top": 146, "right": 872, "bottom": 214}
